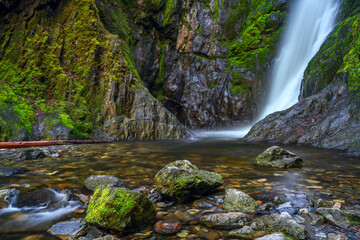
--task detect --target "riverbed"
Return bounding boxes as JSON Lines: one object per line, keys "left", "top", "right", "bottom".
{"left": 0, "top": 139, "right": 359, "bottom": 239}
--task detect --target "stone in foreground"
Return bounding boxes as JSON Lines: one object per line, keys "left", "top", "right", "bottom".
{"left": 316, "top": 208, "right": 360, "bottom": 229}
{"left": 154, "top": 220, "right": 182, "bottom": 234}
{"left": 155, "top": 160, "right": 223, "bottom": 202}
{"left": 83, "top": 175, "right": 128, "bottom": 192}
{"left": 223, "top": 189, "right": 259, "bottom": 212}
{"left": 255, "top": 146, "right": 303, "bottom": 168}
{"left": 260, "top": 212, "right": 308, "bottom": 239}
{"left": 48, "top": 220, "right": 86, "bottom": 238}
{"left": 85, "top": 186, "right": 156, "bottom": 232}
{"left": 200, "top": 212, "right": 251, "bottom": 229}
{"left": 255, "top": 233, "right": 287, "bottom": 240}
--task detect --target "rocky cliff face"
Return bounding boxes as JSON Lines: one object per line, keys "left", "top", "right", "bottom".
{"left": 245, "top": 0, "right": 360, "bottom": 155}
{"left": 0, "top": 0, "right": 288, "bottom": 140}
{"left": 130, "top": 0, "right": 287, "bottom": 128}
{"left": 0, "top": 0, "right": 187, "bottom": 141}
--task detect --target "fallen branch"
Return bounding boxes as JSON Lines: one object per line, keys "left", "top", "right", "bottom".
{"left": 0, "top": 140, "right": 113, "bottom": 149}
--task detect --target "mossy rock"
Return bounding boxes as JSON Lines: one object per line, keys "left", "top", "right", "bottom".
{"left": 155, "top": 160, "right": 223, "bottom": 202}
{"left": 255, "top": 146, "right": 303, "bottom": 168}
{"left": 85, "top": 186, "right": 156, "bottom": 232}
{"left": 223, "top": 188, "right": 259, "bottom": 212}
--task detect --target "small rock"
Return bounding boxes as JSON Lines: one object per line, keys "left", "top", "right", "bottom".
{"left": 0, "top": 165, "right": 26, "bottom": 177}
{"left": 154, "top": 220, "right": 182, "bottom": 234}
{"left": 92, "top": 235, "right": 119, "bottom": 240}
{"left": 255, "top": 233, "right": 287, "bottom": 240}
{"left": 307, "top": 212, "right": 324, "bottom": 225}
{"left": 327, "top": 233, "right": 348, "bottom": 240}
{"left": 148, "top": 190, "right": 163, "bottom": 203}
{"left": 260, "top": 202, "right": 274, "bottom": 211}
{"left": 316, "top": 208, "right": 357, "bottom": 229}
{"left": 83, "top": 175, "right": 128, "bottom": 192}
{"left": 200, "top": 212, "right": 250, "bottom": 229}
{"left": 255, "top": 146, "right": 303, "bottom": 168}
{"left": 17, "top": 148, "right": 46, "bottom": 161}
{"left": 333, "top": 202, "right": 342, "bottom": 209}
{"left": 176, "top": 230, "right": 189, "bottom": 238}
{"left": 260, "top": 212, "right": 308, "bottom": 239}
{"left": 223, "top": 189, "right": 259, "bottom": 212}
{"left": 48, "top": 220, "right": 86, "bottom": 237}
{"left": 276, "top": 202, "right": 298, "bottom": 215}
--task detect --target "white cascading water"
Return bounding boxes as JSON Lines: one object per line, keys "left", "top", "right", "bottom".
{"left": 257, "top": 0, "right": 339, "bottom": 121}
{"left": 194, "top": 0, "right": 339, "bottom": 139}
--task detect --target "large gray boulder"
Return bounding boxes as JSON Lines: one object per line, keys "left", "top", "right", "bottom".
{"left": 223, "top": 189, "right": 259, "bottom": 212}
{"left": 255, "top": 146, "right": 303, "bottom": 168}
{"left": 155, "top": 160, "right": 223, "bottom": 202}
{"left": 83, "top": 175, "right": 128, "bottom": 192}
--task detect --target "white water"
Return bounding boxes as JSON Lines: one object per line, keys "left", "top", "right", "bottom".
{"left": 0, "top": 189, "right": 82, "bottom": 233}
{"left": 194, "top": 0, "right": 339, "bottom": 140}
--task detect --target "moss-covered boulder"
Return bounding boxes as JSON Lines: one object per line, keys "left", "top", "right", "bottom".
{"left": 83, "top": 175, "right": 128, "bottom": 192}
{"left": 85, "top": 186, "right": 156, "bottom": 232}
{"left": 223, "top": 189, "right": 259, "bottom": 212}
{"left": 155, "top": 160, "right": 223, "bottom": 202}
{"left": 255, "top": 146, "right": 303, "bottom": 168}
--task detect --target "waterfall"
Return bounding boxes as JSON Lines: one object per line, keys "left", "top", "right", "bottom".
{"left": 193, "top": 0, "right": 339, "bottom": 140}
{"left": 257, "top": 0, "right": 339, "bottom": 121}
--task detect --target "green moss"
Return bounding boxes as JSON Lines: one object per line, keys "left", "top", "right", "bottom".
{"left": 163, "top": 0, "right": 178, "bottom": 26}
{"left": 85, "top": 186, "right": 156, "bottom": 232}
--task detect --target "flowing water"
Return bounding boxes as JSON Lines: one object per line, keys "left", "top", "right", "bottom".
{"left": 196, "top": 0, "right": 340, "bottom": 139}
{"left": 258, "top": 0, "right": 339, "bottom": 120}
{"left": 0, "top": 141, "right": 359, "bottom": 238}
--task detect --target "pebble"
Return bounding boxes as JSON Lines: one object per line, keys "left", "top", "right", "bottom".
{"left": 177, "top": 230, "right": 189, "bottom": 238}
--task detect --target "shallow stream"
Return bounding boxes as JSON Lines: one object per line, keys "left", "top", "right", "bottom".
{"left": 0, "top": 140, "right": 359, "bottom": 239}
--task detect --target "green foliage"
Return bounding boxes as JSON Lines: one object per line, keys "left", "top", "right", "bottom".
{"left": 163, "top": 0, "right": 178, "bottom": 26}
{"left": 220, "top": 0, "right": 285, "bottom": 94}
{"left": 339, "top": 16, "right": 360, "bottom": 97}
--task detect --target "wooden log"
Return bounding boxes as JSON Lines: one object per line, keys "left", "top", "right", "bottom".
{"left": 0, "top": 140, "right": 113, "bottom": 149}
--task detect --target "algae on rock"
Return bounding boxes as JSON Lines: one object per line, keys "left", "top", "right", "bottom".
{"left": 85, "top": 186, "right": 156, "bottom": 232}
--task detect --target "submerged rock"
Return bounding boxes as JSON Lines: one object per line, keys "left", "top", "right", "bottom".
{"left": 83, "top": 175, "right": 128, "bottom": 192}
{"left": 15, "top": 188, "right": 61, "bottom": 208}
{"left": 0, "top": 165, "right": 26, "bottom": 177}
{"left": 155, "top": 160, "right": 223, "bottom": 202}
{"left": 48, "top": 220, "right": 86, "bottom": 238}
{"left": 255, "top": 146, "right": 303, "bottom": 168}
{"left": 200, "top": 212, "right": 251, "bottom": 229}
{"left": 223, "top": 189, "right": 259, "bottom": 212}
{"left": 154, "top": 220, "right": 182, "bottom": 234}
{"left": 85, "top": 186, "right": 156, "bottom": 232}
{"left": 16, "top": 148, "right": 46, "bottom": 161}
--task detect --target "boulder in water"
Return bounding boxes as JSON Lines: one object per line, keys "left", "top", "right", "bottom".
{"left": 16, "top": 148, "right": 46, "bottom": 161}
{"left": 260, "top": 212, "right": 308, "bottom": 239}
{"left": 85, "top": 186, "right": 156, "bottom": 232}
{"left": 0, "top": 165, "right": 26, "bottom": 176}
{"left": 316, "top": 208, "right": 360, "bottom": 229}
{"left": 15, "top": 188, "right": 62, "bottom": 208}
{"left": 223, "top": 189, "right": 259, "bottom": 212}
{"left": 48, "top": 220, "right": 86, "bottom": 238}
{"left": 83, "top": 175, "right": 128, "bottom": 192}
{"left": 154, "top": 160, "right": 223, "bottom": 202}
{"left": 255, "top": 146, "right": 303, "bottom": 168}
